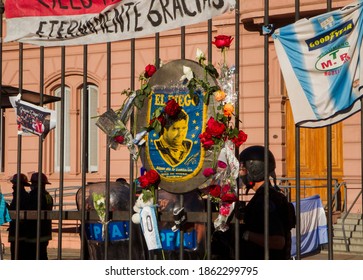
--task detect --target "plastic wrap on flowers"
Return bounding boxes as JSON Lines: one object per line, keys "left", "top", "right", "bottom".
{"left": 95, "top": 108, "right": 138, "bottom": 159}
{"left": 119, "top": 91, "right": 137, "bottom": 124}
{"left": 76, "top": 181, "right": 148, "bottom": 260}
{"left": 201, "top": 140, "right": 240, "bottom": 232}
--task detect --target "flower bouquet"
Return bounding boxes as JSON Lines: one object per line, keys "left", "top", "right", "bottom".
{"left": 95, "top": 108, "right": 138, "bottom": 158}
{"left": 181, "top": 35, "right": 248, "bottom": 230}
{"left": 92, "top": 192, "right": 107, "bottom": 239}
{"left": 136, "top": 169, "right": 161, "bottom": 204}
{"left": 132, "top": 169, "right": 163, "bottom": 250}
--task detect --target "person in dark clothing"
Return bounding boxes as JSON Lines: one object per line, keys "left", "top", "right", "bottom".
{"left": 238, "top": 145, "right": 295, "bottom": 260}
{"left": 7, "top": 173, "right": 31, "bottom": 260}
{"left": 26, "top": 172, "right": 53, "bottom": 260}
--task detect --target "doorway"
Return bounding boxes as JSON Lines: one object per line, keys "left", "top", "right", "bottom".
{"left": 285, "top": 100, "right": 343, "bottom": 204}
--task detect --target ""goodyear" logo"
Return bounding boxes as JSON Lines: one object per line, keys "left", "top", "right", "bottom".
{"left": 306, "top": 20, "right": 354, "bottom": 51}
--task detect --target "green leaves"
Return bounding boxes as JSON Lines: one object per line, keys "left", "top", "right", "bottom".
{"left": 185, "top": 61, "right": 221, "bottom": 108}
{"left": 149, "top": 119, "right": 162, "bottom": 134}
{"left": 134, "top": 90, "right": 146, "bottom": 110}
{"left": 227, "top": 127, "right": 239, "bottom": 138}
{"left": 148, "top": 107, "right": 164, "bottom": 134}
{"left": 141, "top": 189, "right": 154, "bottom": 203}
{"left": 120, "top": 80, "right": 152, "bottom": 111}
{"left": 205, "top": 63, "right": 219, "bottom": 79}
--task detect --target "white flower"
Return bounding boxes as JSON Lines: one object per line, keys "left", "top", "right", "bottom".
{"left": 180, "top": 66, "right": 194, "bottom": 82}
{"left": 92, "top": 193, "right": 106, "bottom": 222}
{"left": 96, "top": 197, "right": 105, "bottom": 206}
{"left": 196, "top": 48, "right": 206, "bottom": 61}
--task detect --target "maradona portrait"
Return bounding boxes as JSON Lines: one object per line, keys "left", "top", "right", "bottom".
{"left": 154, "top": 109, "right": 193, "bottom": 167}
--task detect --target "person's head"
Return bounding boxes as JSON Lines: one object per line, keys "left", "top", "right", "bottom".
{"left": 239, "top": 145, "right": 276, "bottom": 194}
{"left": 161, "top": 110, "right": 189, "bottom": 148}
{"left": 10, "top": 173, "right": 31, "bottom": 189}
{"left": 116, "top": 178, "right": 127, "bottom": 184}
{"left": 30, "top": 172, "right": 51, "bottom": 189}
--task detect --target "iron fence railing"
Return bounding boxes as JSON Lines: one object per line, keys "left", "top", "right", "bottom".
{"left": 1, "top": 0, "right": 362, "bottom": 261}
{"left": 277, "top": 177, "right": 346, "bottom": 213}
{"left": 1, "top": 177, "right": 349, "bottom": 260}
{"left": 340, "top": 188, "right": 363, "bottom": 252}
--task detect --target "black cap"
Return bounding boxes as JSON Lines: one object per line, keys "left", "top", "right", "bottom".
{"left": 10, "top": 173, "right": 31, "bottom": 186}
{"left": 30, "top": 172, "right": 51, "bottom": 185}
{"left": 239, "top": 145, "right": 276, "bottom": 183}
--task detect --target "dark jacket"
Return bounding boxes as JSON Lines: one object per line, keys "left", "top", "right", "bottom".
{"left": 241, "top": 184, "right": 293, "bottom": 260}
{"left": 27, "top": 187, "right": 53, "bottom": 242}
{"left": 8, "top": 186, "right": 30, "bottom": 242}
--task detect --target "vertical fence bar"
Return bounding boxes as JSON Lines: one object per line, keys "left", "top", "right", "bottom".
{"left": 155, "top": 33, "right": 160, "bottom": 70}
{"left": 15, "top": 134, "right": 22, "bottom": 260}
{"left": 153, "top": 33, "right": 160, "bottom": 261}
{"left": 14, "top": 43, "right": 24, "bottom": 260}
{"left": 129, "top": 38, "right": 136, "bottom": 260}
{"left": 294, "top": 0, "right": 302, "bottom": 260}
{"left": 326, "top": 126, "right": 333, "bottom": 259}
{"left": 35, "top": 46, "right": 45, "bottom": 260}
{"left": 295, "top": 126, "right": 301, "bottom": 259}
{"left": 263, "top": 0, "right": 270, "bottom": 260}
{"left": 234, "top": 0, "right": 241, "bottom": 260}
{"left": 181, "top": 26, "right": 186, "bottom": 60}
{"left": 206, "top": 18, "right": 213, "bottom": 260}
{"left": 104, "top": 42, "right": 112, "bottom": 259}
{"left": 80, "top": 45, "right": 88, "bottom": 260}
{"left": 57, "top": 46, "right": 66, "bottom": 259}
{"left": 179, "top": 26, "right": 186, "bottom": 260}
{"left": 326, "top": 0, "right": 333, "bottom": 260}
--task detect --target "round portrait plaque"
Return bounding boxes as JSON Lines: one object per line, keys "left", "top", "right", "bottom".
{"left": 136, "top": 59, "right": 217, "bottom": 194}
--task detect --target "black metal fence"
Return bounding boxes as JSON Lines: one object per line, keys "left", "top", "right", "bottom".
{"left": 0, "top": 0, "right": 358, "bottom": 261}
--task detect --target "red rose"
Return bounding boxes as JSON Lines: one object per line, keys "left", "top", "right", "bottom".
{"left": 221, "top": 184, "right": 231, "bottom": 194}
{"left": 205, "top": 117, "right": 226, "bottom": 138}
{"left": 221, "top": 192, "right": 238, "bottom": 203}
{"left": 164, "top": 99, "right": 181, "bottom": 118}
{"left": 138, "top": 175, "right": 149, "bottom": 188}
{"left": 217, "top": 160, "right": 227, "bottom": 169}
{"left": 149, "top": 115, "right": 166, "bottom": 127}
{"left": 220, "top": 203, "right": 231, "bottom": 216}
{"left": 212, "top": 35, "right": 234, "bottom": 49}
{"left": 114, "top": 135, "right": 125, "bottom": 144}
{"left": 157, "top": 115, "right": 166, "bottom": 127}
{"left": 145, "top": 169, "right": 160, "bottom": 185}
{"left": 208, "top": 184, "right": 222, "bottom": 198}
{"left": 202, "top": 167, "right": 216, "bottom": 177}
{"left": 144, "top": 64, "right": 157, "bottom": 78}
{"left": 199, "top": 132, "right": 215, "bottom": 149}
{"left": 230, "top": 130, "right": 248, "bottom": 148}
